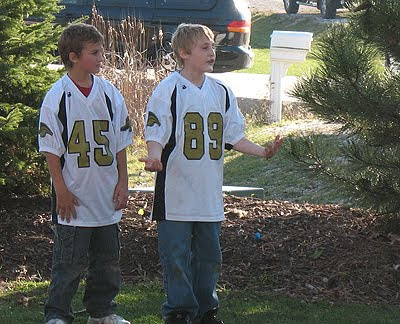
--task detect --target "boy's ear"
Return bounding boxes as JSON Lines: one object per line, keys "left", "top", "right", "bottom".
{"left": 178, "top": 48, "right": 189, "bottom": 60}
{"left": 68, "top": 52, "right": 79, "bottom": 64}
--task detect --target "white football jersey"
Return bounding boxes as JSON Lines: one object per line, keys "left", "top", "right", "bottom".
{"left": 145, "top": 72, "right": 245, "bottom": 222}
{"left": 38, "top": 74, "right": 133, "bottom": 227}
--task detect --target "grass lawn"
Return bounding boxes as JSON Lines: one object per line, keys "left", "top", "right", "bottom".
{"left": 129, "top": 119, "right": 351, "bottom": 206}
{"left": 2, "top": 281, "right": 400, "bottom": 323}
{"left": 238, "top": 12, "right": 337, "bottom": 75}
{"left": 223, "top": 120, "right": 353, "bottom": 205}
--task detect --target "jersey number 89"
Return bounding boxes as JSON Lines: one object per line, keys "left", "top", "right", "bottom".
{"left": 184, "top": 112, "right": 223, "bottom": 160}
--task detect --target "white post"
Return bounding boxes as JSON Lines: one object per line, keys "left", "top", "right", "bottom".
{"left": 269, "top": 31, "right": 313, "bottom": 123}
{"left": 269, "top": 61, "right": 290, "bottom": 122}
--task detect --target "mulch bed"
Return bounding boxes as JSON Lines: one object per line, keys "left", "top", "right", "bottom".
{"left": 1, "top": 193, "right": 399, "bottom": 306}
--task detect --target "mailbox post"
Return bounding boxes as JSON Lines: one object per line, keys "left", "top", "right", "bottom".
{"left": 269, "top": 31, "right": 313, "bottom": 122}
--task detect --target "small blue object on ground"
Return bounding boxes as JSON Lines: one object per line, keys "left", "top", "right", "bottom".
{"left": 255, "top": 232, "right": 261, "bottom": 241}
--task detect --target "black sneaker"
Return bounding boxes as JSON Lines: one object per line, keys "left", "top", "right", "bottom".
{"left": 164, "top": 312, "right": 190, "bottom": 324}
{"left": 201, "top": 310, "right": 224, "bottom": 324}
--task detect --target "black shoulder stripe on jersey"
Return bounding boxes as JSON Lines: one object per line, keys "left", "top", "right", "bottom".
{"left": 216, "top": 83, "right": 234, "bottom": 150}
{"left": 53, "top": 92, "right": 68, "bottom": 224}
{"left": 58, "top": 92, "right": 68, "bottom": 151}
{"left": 105, "top": 92, "right": 113, "bottom": 121}
{"left": 153, "top": 86, "right": 177, "bottom": 221}
{"left": 216, "top": 82, "right": 230, "bottom": 112}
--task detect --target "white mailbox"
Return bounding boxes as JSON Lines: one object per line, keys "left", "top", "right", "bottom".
{"left": 269, "top": 31, "right": 313, "bottom": 122}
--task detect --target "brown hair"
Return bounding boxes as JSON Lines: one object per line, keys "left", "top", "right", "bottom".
{"left": 58, "top": 23, "right": 103, "bottom": 69}
{"left": 171, "top": 23, "right": 214, "bottom": 68}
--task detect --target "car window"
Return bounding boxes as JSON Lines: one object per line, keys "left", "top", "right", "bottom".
{"left": 96, "top": 0, "right": 155, "bottom": 6}
{"left": 60, "top": 0, "right": 78, "bottom": 4}
{"left": 60, "top": 0, "right": 155, "bottom": 6}
{"left": 155, "top": 0, "right": 217, "bottom": 10}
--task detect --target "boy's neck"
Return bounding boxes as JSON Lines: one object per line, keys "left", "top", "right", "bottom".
{"left": 67, "top": 68, "right": 93, "bottom": 88}
{"left": 179, "top": 68, "right": 205, "bottom": 88}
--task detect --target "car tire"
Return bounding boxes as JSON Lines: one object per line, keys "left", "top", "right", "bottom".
{"left": 283, "top": 0, "right": 299, "bottom": 14}
{"left": 320, "top": 0, "right": 337, "bottom": 19}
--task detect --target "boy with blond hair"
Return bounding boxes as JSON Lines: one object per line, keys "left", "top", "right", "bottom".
{"left": 140, "top": 23, "right": 282, "bottom": 324}
{"left": 39, "top": 23, "right": 132, "bottom": 324}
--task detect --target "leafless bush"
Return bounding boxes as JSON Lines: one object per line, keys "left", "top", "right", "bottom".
{"left": 91, "top": 6, "right": 168, "bottom": 138}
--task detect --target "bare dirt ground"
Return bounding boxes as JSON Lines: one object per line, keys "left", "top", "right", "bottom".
{"left": 1, "top": 194, "right": 400, "bottom": 307}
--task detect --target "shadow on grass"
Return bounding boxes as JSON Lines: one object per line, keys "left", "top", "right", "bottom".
{"left": 224, "top": 131, "right": 351, "bottom": 205}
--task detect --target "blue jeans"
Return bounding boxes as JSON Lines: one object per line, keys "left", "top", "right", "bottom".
{"left": 44, "top": 224, "right": 121, "bottom": 324}
{"left": 157, "top": 221, "right": 222, "bottom": 320}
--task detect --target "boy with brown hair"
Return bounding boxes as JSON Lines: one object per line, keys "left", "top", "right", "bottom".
{"left": 140, "top": 23, "right": 282, "bottom": 324}
{"left": 39, "top": 23, "right": 132, "bottom": 324}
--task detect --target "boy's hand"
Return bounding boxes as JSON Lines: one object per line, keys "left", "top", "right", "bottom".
{"left": 113, "top": 181, "right": 129, "bottom": 210}
{"left": 139, "top": 157, "right": 163, "bottom": 172}
{"left": 56, "top": 189, "right": 79, "bottom": 223}
{"left": 265, "top": 135, "right": 283, "bottom": 159}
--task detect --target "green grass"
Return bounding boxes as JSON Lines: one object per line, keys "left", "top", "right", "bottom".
{"left": 129, "top": 119, "right": 350, "bottom": 206}
{"left": 127, "top": 138, "right": 155, "bottom": 188}
{"left": 238, "top": 12, "right": 335, "bottom": 75}
{"left": 223, "top": 120, "right": 352, "bottom": 205}
{"left": 2, "top": 281, "right": 400, "bottom": 323}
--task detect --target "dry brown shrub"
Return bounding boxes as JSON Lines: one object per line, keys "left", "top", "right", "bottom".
{"left": 91, "top": 6, "right": 168, "bottom": 139}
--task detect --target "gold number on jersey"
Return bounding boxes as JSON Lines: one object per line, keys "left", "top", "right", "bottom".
{"left": 184, "top": 112, "right": 204, "bottom": 160}
{"left": 68, "top": 120, "right": 113, "bottom": 168}
{"left": 68, "top": 120, "right": 90, "bottom": 167}
{"left": 183, "top": 112, "right": 223, "bottom": 160}
{"left": 93, "top": 120, "right": 113, "bottom": 166}
{"left": 208, "top": 112, "right": 223, "bottom": 160}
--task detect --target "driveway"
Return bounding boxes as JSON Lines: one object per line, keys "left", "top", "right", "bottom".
{"left": 247, "top": 0, "right": 315, "bottom": 13}
{"left": 210, "top": 72, "right": 299, "bottom": 115}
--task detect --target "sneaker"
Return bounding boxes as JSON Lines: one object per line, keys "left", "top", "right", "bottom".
{"left": 164, "top": 312, "right": 190, "bottom": 324}
{"left": 201, "top": 310, "right": 223, "bottom": 324}
{"left": 46, "top": 319, "right": 68, "bottom": 324}
{"left": 87, "top": 314, "right": 131, "bottom": 324}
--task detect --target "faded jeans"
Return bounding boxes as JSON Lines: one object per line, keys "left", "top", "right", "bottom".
{"left": 44, "top": 223, "right": 121, "bottom": 324}
{"left": 157, "top": 221, "right": 222, "bottom": 320}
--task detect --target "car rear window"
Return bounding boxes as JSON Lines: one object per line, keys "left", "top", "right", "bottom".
{"left": 155, "top": 0, "right": 217, "bottom": 10}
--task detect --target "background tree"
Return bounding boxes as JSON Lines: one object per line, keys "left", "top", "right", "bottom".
{"left": 0, "top": 0, "right": 62, "bottom": 196}
{"left": 288, "top": 0, "right": 400, "bottom": 215}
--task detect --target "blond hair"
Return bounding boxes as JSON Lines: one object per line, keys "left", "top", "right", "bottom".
{"left": 58, "top": 23, "right": 103, "bottom": 69}
{"left": 171, "top": 23, "right": 214, "bottom": 68}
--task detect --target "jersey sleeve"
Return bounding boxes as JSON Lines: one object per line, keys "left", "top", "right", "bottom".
{"left": 115, "top": 91, "right": 133, "bottom": 152}
{"left": 144, "top": 86, "right": 173, "bottom": 148}
{"left": 224, "top": 86, "right": 245, "bottom": 146}
{"left": 38, "top": 97, "right": 66, "bottom": 157}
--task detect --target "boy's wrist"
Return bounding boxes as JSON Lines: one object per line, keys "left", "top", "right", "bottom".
{"left": 264, "top": 148, "right": 270, "bottom": 159}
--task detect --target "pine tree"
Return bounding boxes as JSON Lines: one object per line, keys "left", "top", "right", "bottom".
{"left": 288, "top": 0, "right": 400, "bottom": 214}
{"left": 0, "top": 0, "right": 62, "bottom": 196}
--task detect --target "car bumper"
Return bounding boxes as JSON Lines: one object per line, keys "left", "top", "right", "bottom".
{"left": 213, "top": 45, "right": 254, "bottom": 73}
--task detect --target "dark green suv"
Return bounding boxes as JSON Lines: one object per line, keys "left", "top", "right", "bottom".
{"left": 55, "top": 0, "right": 254, "bottom": 72}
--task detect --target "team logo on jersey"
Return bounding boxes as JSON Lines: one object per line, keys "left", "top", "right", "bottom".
{"left": 146, "top": 111, "right": 161, "bottom": 127}
{"left": 120, "top": 116, "right": 132, "bottom": 132}
{"left": 39, "top": 122, "right": 53, "bottom": 138}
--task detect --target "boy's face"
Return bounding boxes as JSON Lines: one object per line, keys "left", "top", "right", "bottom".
{"left": 69, "top": 41, "right": 103, "bottom": 75}
{"left": 180, "top": 35, "right": 216, "bottom": 74}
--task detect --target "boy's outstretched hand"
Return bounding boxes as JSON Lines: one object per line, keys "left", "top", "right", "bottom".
{"left": 139, "top": 157, "right": 163, "bottom": 172}
{"left": 265, "top": 135, "right": 283, "bottom": 159}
